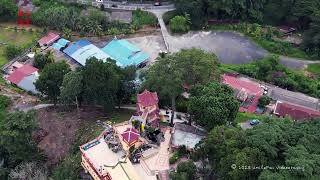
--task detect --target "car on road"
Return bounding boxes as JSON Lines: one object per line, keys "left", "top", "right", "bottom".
{"left": 154, "top": 0, "right": 161, "bottom": 6}
{"left": 249, "top": 119, "right": 260, "bottom": 126}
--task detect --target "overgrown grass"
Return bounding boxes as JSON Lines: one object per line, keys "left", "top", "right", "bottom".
{"left": 0, "top": 25, "right": 40, "bottom": 67}
{"left": 235, "top": 112, "right": 264, "bottom": 123}
{"left": 307, "top": 63, "right": 320, "bottom": 78}
{"left": 132, "top": 9, "right": 157, "bottom": 27}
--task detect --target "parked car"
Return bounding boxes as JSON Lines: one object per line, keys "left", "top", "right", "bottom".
{"left": 249, "top": 119, "right": 260, "bottom": 126}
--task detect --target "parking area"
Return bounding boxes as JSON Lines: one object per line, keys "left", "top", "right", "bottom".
{"left": 239, "top": 120, "right": 262, "bottom": 130}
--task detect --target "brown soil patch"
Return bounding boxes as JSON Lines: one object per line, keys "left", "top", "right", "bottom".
{"left": 36, "top": 106, "right": 106, "bottom": 167}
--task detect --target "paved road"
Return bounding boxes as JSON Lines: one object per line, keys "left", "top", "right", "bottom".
{"left": 148, "top": 9, "right": 319, "bottom": 69}
{"left": 91, "top": 0, "right": 175, "bottom": 10}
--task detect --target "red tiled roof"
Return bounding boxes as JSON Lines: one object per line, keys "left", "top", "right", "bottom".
{"left": 222, "top": 74, "right": 263, "bottom": 113}
{"left": 38, "top": 32, "right": 60, "bottom": 46}
{"left": 222, "top": 74, "right": 263, "bottom": 95}
{"left": 7, "top": 64, "right": 38, "bottom": 84}
{"left": 137, "top": 89, "right": 159, "bottom": 107}
{"left": 274, "top": 101, "right": 320, "bottom": 121}
{"left": 121, "top": 128, "right": 139, "bottom": 145}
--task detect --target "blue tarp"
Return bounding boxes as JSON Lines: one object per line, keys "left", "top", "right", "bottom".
{"left": 102, "top": 39, "right": 149, "bottom": 67}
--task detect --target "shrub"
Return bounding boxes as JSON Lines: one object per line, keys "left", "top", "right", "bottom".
{"left": 5, "top": 44, "right": 22, "bottom": 59}
{"left": 132, "top": 9, "right": 157, "bottom": 27}
{"left": 176, "top": 96, "right": 188, "bottom": 113}
{"left": 169, "top": 152, "right": 180, "bottom": 164}
{"left": 163, "top": 10, "right": 179, "bottom": 25}
{"left": 258, "top": 96, "right": 272, "bottom": 108}
{"left": 169, "top": 15, "right": 190, "bottom": 33}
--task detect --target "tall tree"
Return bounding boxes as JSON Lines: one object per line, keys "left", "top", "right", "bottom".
{"left": 188, "top": 82, "right": 239, "bottom": 130}
{"left": 33, "top": 52, "right": 54, "bottom": 70}
{"left": 142, "top": 54, "right": 183, "bottom": 126}
{"left": 174, "top": 48, "right": 220, "bottom": 86}
{"left": 35, "top": 61, "right": 70, "bottom": 105}
{"left": 60, "top": 71, "right": 83, "bottom": 116}
{"left": 0, "top": 111, "right": 40, "bottom": 170}
{"left": 82, "top": 58, "right": 121, "bottom": 110}
{"left": 0, "top": 0, "right": 18, "bottom": 21}
{"left": 116, "top": 66, "right": 137, "bottom": 108}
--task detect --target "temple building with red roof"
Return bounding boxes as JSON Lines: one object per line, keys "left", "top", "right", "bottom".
{"left": 135, "top": 89, "right": 160, "bottom": 127}
{"left": 6, "top": 64, "right": 39, "bottom": 94}
{"left": 274, "top": 101, "right": 320, "bottom": 121}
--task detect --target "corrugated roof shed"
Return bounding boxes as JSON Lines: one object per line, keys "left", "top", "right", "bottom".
{"left": 102, "top": 39, "right": 149, "bottom": 67}
{"left": 6, "top": 65, "right": 39, "bottom": 93}
{"left": 38, "top": 32, "right": 60, "bottom": 47}
{"left": 274, "top": 101, "right": 320, "bottom": 121}
{"left": 63, "top": 39, "right": 110, "bottom": 66}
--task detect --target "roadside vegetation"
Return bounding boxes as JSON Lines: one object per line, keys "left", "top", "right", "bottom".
{"left": 132, "top": 9, "right": 157, "bottom": 28}
{"left": 220, "top": 55, "right": 320, "bottom": 98}
{"left": 307, "top": 63, "right": 320, "bottom": 79}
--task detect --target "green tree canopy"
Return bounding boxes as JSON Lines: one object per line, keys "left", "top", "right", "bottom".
{"left": 81, "top": 57, "right": 121, "bottom": 110}
{"left": 33, "top": 51, "right": 54, "bottom": 70}
{"left": 143, "top": 49, "right": 219, "bottom": 125}
{"left": 169, "top": 15, "right": 190, "bottom": 33}
{"left": 60, "top": 71, "right": 83, "bottom": 113}
{"left": 170, "top": 160, "right": 197, "bottom": 180}
{"left": 198, "top": 117, "right": 320, "bottom": 179}
{"left": 35, "top": 61, "right": 70, "bottom": 105}
{"left": 0, "top": 0, "right": 18, "bottom": 21}
{"left": 0, "top": 111, "right": 40, "bottom": 172}
{"left": 188, "top": 82, "right": 240, "bottom": 130}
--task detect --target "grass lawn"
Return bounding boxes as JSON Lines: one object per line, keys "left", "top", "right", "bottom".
{"left": 108, "top": 108, "right": 135, "bottom": 123}
{"left": 0, "top": 25, "right": 40, "bottom": 67}
{"left": 235, "top": 112, "right": 265, "bottom": 123}
{"left": 307, "top": 63, "right": 320, "bottom": 78}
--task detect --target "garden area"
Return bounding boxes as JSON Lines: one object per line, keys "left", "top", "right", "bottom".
{"left": 0, "top": 24, "right": 40, "bottom": 67}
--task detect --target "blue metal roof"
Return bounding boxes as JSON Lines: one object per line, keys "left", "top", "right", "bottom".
{"left": 63, "top": 39, "right": 91, "bottom": 56}
{"left": 63, "top": 39, "right": 110, "bottom": 66}
{"left": 102, "top": 39, "right": 149, "bottom": 67}
{"left": 52, "top": 43, "right": 64, "bottom": 50}
{"left": 57, "top": 38, "right": 70, "bottom": 47}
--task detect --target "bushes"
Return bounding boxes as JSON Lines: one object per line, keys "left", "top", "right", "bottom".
{"left": 169, "top": 145, "right": 188, "bottom": 164}
{"left": 169, "top": 15, "right": 190, "bottom": 33}
{"left": 258, "top": 96, "right": 272, "bottom": 108}
{"left": 5, "top": 45, "right": 22, "bottom": 59}
{"left": 176, "top": 96, "right": 188, "bottom": 113}
{"left": 163, "top": 10, "right": 179, "bottom": 25}
{"left": 132, "top": 9, "right": 157, "bottom": 27}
